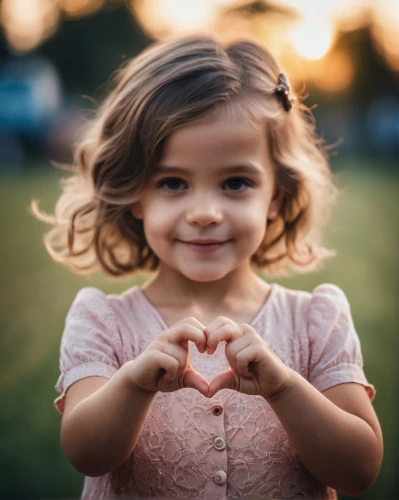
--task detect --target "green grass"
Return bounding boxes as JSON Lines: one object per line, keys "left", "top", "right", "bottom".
{"left": 0, "top": 160, "right": 397, "bottom": 499}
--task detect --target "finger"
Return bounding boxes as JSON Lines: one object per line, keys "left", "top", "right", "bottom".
{"left": 208, "top": 369, "right": 236, "bottom": 398}
{"left": 183, "top": 369, "right": 209, "bottom": 397}
{"left": 204, "top": 316, "right": 236, "bottom": 336}
{"left": 166, "top": 323, "right": 207, "bottom": 353}
{"left": 206, "top": 324, "right": 244, "bottom": 355}
{"left": 225, "top": 333, "right": 254, "bottom": 361}
{"left": 154, "top": 341, "right": 190, "bottom": 378}
{"left": 169, "top": 316, "right": 206, "bottom": 331}
{"left": 236, "top": 344, "right": 262, "bottom": 377}
{"left": 154, "top": 351, "right": 179, "bottom": 382}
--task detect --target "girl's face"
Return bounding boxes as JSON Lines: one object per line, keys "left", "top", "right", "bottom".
{"left": 132, "top": 106, "right": 278, "bottom": 283}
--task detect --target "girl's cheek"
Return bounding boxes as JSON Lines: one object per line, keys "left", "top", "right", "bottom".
{"left": 146, "top": 210, "right": 179, "bottom": 235}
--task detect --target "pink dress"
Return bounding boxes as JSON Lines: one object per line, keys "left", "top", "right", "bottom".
{"left": 54, "top": 282, "right": 375, "bottom": 499}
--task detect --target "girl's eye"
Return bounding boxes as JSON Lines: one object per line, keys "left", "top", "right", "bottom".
{"left": 224, "top": 178, "right": 252, "bottom": 191}
{"left": 157, "top": 178, "right": 186, "bottom": 191}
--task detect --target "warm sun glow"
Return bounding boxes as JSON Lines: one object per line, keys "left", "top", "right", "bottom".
{"left": 59, "top": 0, "right": 104, "bottom": 18}
{"left": 332, "top": 0, "right": 372, "bottom": 31}
{"left": 315, "top": 50, "right": 354, "bottom": 92}
{"left": 130, "top": 0, "right": 223, "bottom": 38}
{"left": 1, "top": 0, "right": 59, "bottom": 52}
{"left": 371, "top": 0, "right": 399, "bottom": 71}
{"left": 159, "top": 0, "right": 212, "bottom": 31}
{"left": 280, "top": 0, "right": 337, "bottom": 60}
{"left": 0, "top": 0, "right": 398, "bottom": 75}
{"left": 291, "top": 18, "right": 333, "bottom": 60}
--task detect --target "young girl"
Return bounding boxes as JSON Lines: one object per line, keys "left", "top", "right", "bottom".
{"left": 32, "top": 34, "right": 382, "bottom": 499}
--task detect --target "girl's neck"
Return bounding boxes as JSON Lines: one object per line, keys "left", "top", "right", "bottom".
{"left": 140, "top": 264, "right": 270, "bottom": 312}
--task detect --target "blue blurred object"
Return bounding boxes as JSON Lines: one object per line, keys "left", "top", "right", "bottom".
{"left": 0, "top": 56, "right": 62, "bottom": 171}
{"left": 365, "top": 95, "right": 399, "bottom": 156}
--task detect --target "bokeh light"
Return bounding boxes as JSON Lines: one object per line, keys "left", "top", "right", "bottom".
{"left": 59, "top": 0, "right": 104, "bottom": 18}
{"left": 1, "top": 0, "right": 59, "bottom": 52}
{"left": 290, "top": 17, "right": 333, "bottom": 60}
{"left": 371, "top": 0, "right": 399, "bottom": 71}
{"left": 129, "top": 0, "right": 231, "bottom": 39}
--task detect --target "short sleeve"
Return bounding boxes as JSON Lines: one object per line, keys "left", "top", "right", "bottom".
{"left": 307, "top": 284, "right": 376, "bottom": 401}
{"left": 54, "top": 287, "right": 122, "bottom": 414}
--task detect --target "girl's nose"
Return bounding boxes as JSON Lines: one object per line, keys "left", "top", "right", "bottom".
{"left": 185, "top": 195, "right": 224, "bottom": 226}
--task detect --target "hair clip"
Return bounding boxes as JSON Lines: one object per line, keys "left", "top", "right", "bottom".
{"left": 274, "top": 73, "right": 295, "bottom": 112}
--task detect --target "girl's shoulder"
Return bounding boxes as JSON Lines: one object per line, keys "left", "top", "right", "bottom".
{"left": 273, "top": 281, "right": 350, "bottom": 311}
{"left": 64, "top": 286, "right": 143, "bottom": 342}
{"left": 64, "top": 286, "right": 122, "bottom": 345}
{"left": 61, "top": 285, "right": 149, "bottom": 361}
{"left": 66, "top": 286, "right": 112, "bottom": 321}
{"left": 267, "top": 282, "right": 354, "bottom": 346}
{"left": 306, "top": 283, "right": 353, "bottom": 325}
{"left": 274, "top": 282, "right": 358, "bottom": 351}
{"left": 275, "top": 281, "right": 347, "bottom": 300}
{"left": 68, "top": 285, "right": 144, "bottom": 315}
{"left": 66, "top": 285, "right": 161, "bottom": 345}
{"left": 271, "top": 282, "right": 350, "bottom": 321}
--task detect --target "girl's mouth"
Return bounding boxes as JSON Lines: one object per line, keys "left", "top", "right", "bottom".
{"left": 181, "top": 241, "right": 229, "bottom": 253}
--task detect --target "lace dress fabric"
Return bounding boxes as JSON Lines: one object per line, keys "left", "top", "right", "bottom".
{"left": 54, "top": 283, "right": 375, "bottom": 499}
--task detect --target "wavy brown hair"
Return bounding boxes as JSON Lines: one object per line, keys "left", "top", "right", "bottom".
{"left": 31, "top": 33, "right": 339, "bottom": 278}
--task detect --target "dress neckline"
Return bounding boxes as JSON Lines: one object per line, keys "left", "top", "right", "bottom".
{"left": 135, "top": 282, "right": 278, "bottom": 331}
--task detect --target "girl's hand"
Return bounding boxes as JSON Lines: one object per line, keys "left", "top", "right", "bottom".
{"left": 205, "top": 317, "right": 293, "bottom": 400}
{"left": 124, "top": 317, "right": 209, "bottom": 397}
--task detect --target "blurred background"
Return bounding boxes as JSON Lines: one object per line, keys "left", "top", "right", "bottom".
{"left": 0, "top": 0, "right": 397, "bottom": 498}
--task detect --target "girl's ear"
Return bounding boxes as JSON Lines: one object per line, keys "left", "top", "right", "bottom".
{"left": 131, "top": 202, "right": 143, "bottom": 220}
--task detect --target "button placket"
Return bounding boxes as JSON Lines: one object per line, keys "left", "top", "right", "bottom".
{"left": 207, "top": 404, "right": 227, "bottom": 495}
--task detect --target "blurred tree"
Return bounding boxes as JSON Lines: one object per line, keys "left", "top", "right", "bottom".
{"left": 39, "top": 3, "right": 151, "bottom": 97}
{"left": 308, "top": 26, "right": 399, "bottom": 108}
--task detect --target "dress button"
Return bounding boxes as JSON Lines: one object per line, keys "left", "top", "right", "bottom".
{"left": 214, "top": 470, "right": 227, "bottom": 485}
{"left": 211, "top": 404, "right": 223, "bottom": 416}
{"left": 213, "top": 436, "right": 226, "bottom": 450}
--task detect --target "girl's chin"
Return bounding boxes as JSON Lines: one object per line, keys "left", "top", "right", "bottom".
{"left": 176, "top": 267, "right": 231, "bottom": 283}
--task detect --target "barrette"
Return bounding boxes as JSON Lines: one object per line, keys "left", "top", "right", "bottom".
{"left": 274, "top": 73, "right": 295, "bottom": 112}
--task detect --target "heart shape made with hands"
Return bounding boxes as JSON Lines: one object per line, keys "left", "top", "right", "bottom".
{"left": 179, "top": 316, "right": 288, "bottom": 400}
{"left": 182, "top": 334, "right": 237, "bottom": 399}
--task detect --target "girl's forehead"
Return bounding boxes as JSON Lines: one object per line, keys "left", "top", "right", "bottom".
{"left": 159, "top": 108, "right": 270, "bottom": 168}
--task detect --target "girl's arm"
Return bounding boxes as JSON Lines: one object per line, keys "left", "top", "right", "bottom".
{"left": 60, "top": 363, "right": 156, "bottom": 477}
{"left": 60, "top": 317, "right": 208, "bottom": 478}
{"left": 207, "top": 332, "right": 383, "bottom": 496}
{"left": 267, "top": 370, "right": 383, "bottom": 496}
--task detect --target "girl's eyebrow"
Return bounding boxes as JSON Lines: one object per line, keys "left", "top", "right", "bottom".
{"left": 154, "top": 164, "right": 263, "bottom": 177}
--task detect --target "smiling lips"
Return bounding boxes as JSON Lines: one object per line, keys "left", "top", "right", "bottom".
{"left": 181, "top": 239, "right": 229, "bottom": 253}
{"left": 186, "top": 239, "right": 226, "bottom": 244}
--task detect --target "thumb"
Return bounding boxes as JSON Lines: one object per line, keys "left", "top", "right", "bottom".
{"left": 208, "top": 369, "right": 236, "bottom": 398}
{"left": 183, "top": 369, "right": 209, "bottom": 397}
